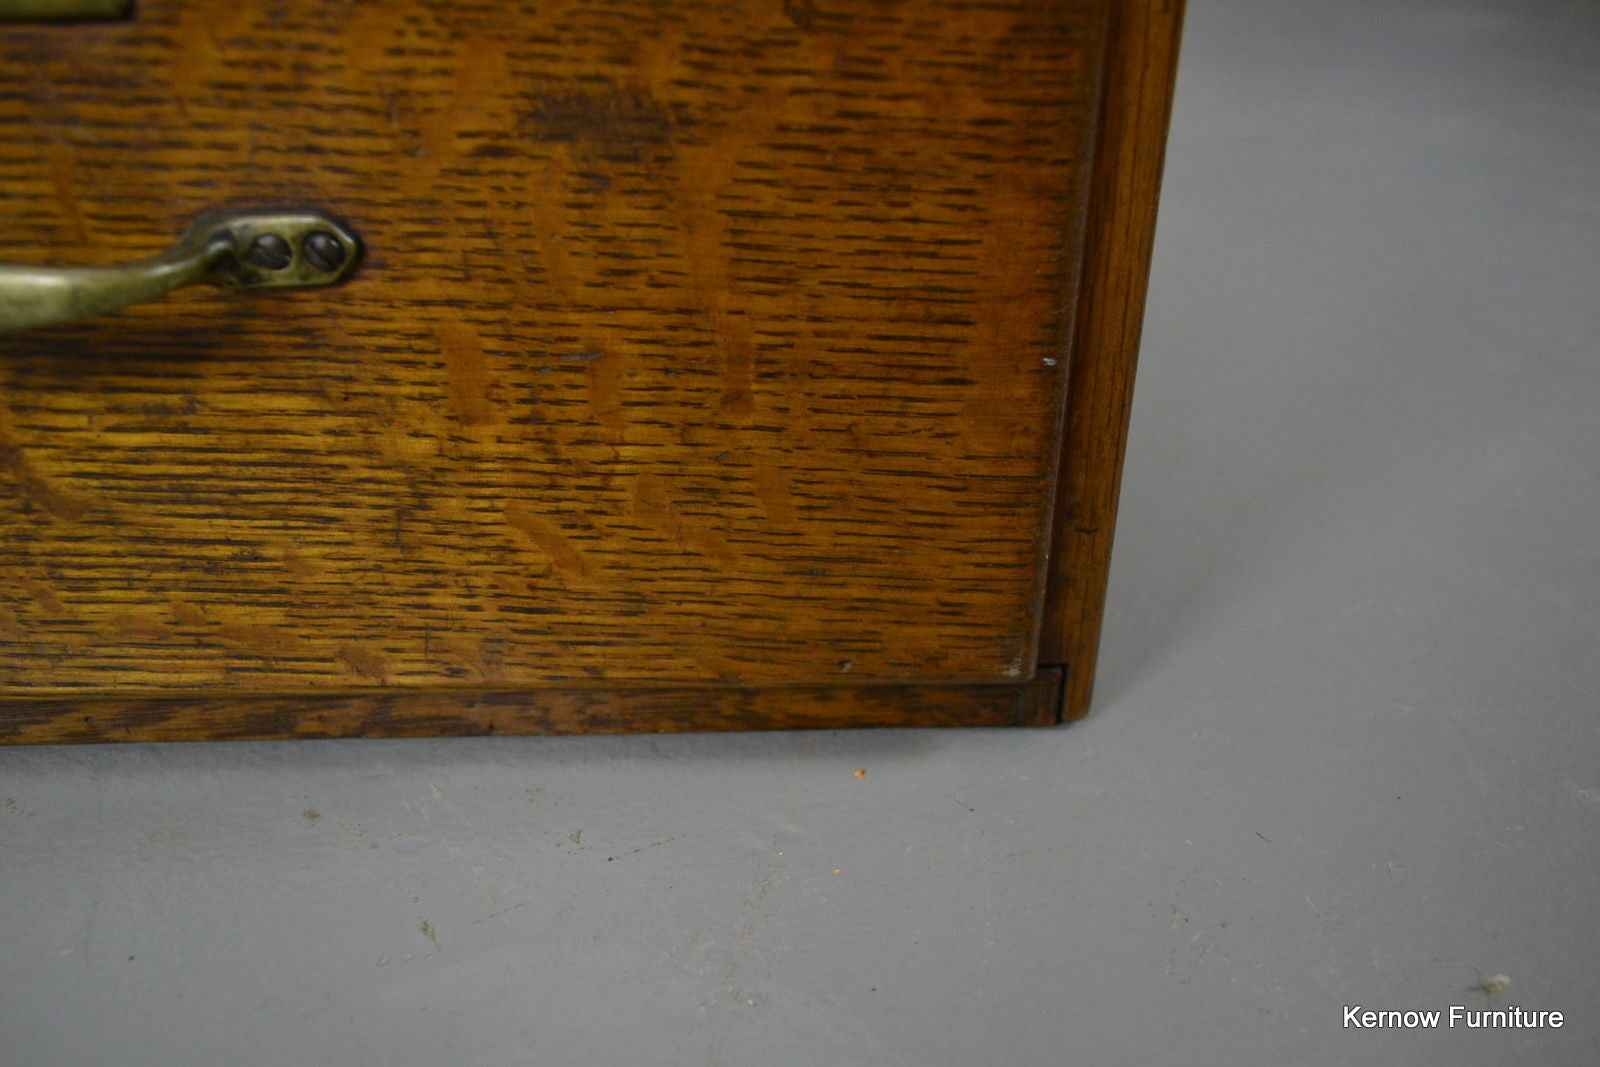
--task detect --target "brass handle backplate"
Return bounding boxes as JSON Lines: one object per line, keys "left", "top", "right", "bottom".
{"left": 0, "top": 210, "right": 360, "bottom": 334}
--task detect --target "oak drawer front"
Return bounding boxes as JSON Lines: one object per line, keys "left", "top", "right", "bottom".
{"left": 1, "top": 0, "right": 1105, "bottom": 699}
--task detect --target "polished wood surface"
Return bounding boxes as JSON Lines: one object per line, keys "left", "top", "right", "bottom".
{"left": 2, "top": 0, "right": 1104, "bottom": 701}
{"left": 1041, "top": 0, "right": 1184, "bottom": 719}
{"left": 1, "top": 1, "right": 1181, "bottom": 740}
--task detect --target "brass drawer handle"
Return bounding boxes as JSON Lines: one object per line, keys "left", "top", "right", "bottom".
{"left": 0, "top": 0, "right": 131, "bottom": 21}
{"left": 0, "top": 210, "right": 360, "bottom": 334}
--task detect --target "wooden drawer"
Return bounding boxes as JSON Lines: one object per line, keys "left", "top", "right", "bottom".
{"left": 0, "top": 0, "right": 1182, "bottom": 742}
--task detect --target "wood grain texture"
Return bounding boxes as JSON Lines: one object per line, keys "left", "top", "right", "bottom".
{"left": 1039, "top": 0, "right": 1184, "bottom": 720}
{"left": 0, "top": 669, "right": 1063, "bottom": 743}
{"left": 1, "top": 0, "right": 1108, "bottom": 704}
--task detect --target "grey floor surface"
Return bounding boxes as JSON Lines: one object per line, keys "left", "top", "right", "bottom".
{"left": 4, "top": 1, "right": 1598, "bottom": 1064}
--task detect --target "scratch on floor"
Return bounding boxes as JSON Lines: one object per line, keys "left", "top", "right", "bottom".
{"left": 606, "top": 835, "right": 684, "bottom": 862}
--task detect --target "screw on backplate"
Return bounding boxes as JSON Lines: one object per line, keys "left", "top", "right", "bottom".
{"left": 302, "top": 231, "right": 347, "bottom": 273}
{"left": 244, "top": 233, "right": 293, "bottom": 271}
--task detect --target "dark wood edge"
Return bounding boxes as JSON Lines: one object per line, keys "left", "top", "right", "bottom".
{"left": 0, "top": 669, "right": 1065, "bottom": 744}
{"left": 1039, "top": 0, "right": 1185, "bottom": 721}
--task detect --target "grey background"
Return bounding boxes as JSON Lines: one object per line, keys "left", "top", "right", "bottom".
{"left": 3, "top": 0, "right": 1597, "bottom": 1063}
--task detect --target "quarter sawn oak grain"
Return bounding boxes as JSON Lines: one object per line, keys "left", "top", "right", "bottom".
{"left": 1, "top": 1, "right": 1179, "bottom": 741}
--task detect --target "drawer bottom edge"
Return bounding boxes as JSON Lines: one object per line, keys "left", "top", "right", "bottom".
{"left": 0, "top": 670, "right": 1065, "bottom": 745}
